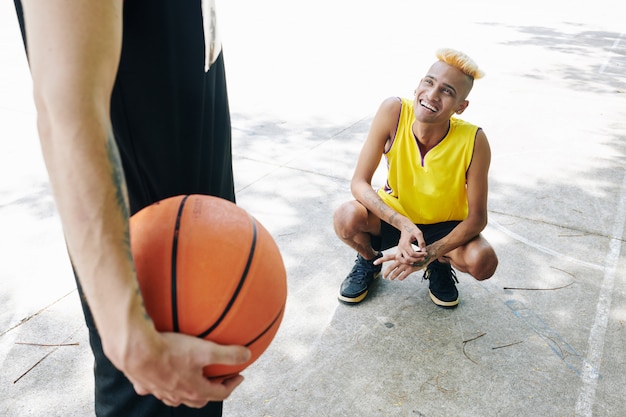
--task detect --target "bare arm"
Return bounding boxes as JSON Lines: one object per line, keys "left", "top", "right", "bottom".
{"left": 426, "top": 128, "right": 491, "bottom": 257}
{"left": 21, "top": 0, "right": 249, "bottom": 407}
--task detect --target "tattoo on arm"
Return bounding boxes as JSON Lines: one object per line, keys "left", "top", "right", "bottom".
{"left": 363, "top": 188, "right": 398, "bottom": 225}
{"left": 412, "top": 253, "right": 432, "bottom": 268}
{"left": 106, "top": 132, "right": 133, "bottom": 267}
{"left": 107, "top": 132, "right": 150, "bottom": 321}
{"left": 106, "top": 132, "right": 129, "bottom": 220}
{"left": 105, "top": 132, "right": 131, "bottom": 263}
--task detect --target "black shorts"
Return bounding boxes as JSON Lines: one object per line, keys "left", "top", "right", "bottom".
{"left": 371, "top": 220, "right": 462, "bottom": 251}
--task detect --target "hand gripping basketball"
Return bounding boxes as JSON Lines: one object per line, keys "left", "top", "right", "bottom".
{"left": 130, "top": 194, "right": 287, "bottom": 378}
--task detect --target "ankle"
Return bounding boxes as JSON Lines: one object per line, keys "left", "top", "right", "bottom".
{"left": 360, "top": 251, "right": 382, "bottom": 262}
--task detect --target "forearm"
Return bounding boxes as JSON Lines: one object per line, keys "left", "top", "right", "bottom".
{"left": 432, "top": 129, "right": 491, "bottom": 259}
{"left": 428, "top": 215, "right": 487, "bottom": 259}
{"left": 39, "top": 114, "right": 154, "bottom": 360}
{"left": 352, "top": 182, "right": 414, "bottom": 233}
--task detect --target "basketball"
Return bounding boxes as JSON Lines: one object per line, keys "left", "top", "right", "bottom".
{"left": 129, "top": 194, "right": 287, "bottom": 378}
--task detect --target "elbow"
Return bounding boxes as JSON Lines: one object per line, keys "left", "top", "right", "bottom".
{"left": 35, "top": 110, "right": 53, "bottom": 148}
{"left": 349, "top": 180, "right": 363, "bottom": 199}
{"left": 32, "top": 85, "right": 53, "bottom": 143}
{"left": 466, "top": 211, "right": 488, "bottom": 234}
{"left": 31, "top": 81, "right": 73, "bottom": 151}
{"left": 479, "top": 214, "right": 488, "bottom": 231}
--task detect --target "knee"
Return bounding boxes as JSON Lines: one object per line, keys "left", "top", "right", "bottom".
{"left": 468, "top": 248, "right": 498, "bottom": 281}
{"left": 333, "top": 201, "right": 366, "bottom": 239}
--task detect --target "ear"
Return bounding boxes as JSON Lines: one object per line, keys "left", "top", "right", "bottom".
{"left": 455, "top": 100, "right": 469, "bottom": 115}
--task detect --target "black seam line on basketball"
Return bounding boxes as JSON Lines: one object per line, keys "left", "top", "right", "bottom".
{"left": 202, "top": 306, "right": 286, "bottom": 380}
{"left": 197, "top": 215, "right": 258, "bottom": 339}
{"left": 171, "top": 195, "right": 190, "bottom": 333}
{"left": 244, "top": 305, "right": 284, "bottom": 348}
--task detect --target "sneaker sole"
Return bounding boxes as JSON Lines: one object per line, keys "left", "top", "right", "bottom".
{"left": 429, "top": 290, "right": 459, "bottom": 309}
{"left": 337, "top": 272, "right": 380, "bottom": 304}
{"left": 337, "top": 290, "right": 369, "bottom": 304}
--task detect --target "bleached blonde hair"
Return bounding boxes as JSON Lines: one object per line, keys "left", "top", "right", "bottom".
{"left": 436, "top": 48, "right": 485, "bottom": 80}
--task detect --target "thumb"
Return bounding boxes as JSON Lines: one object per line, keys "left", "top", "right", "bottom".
{"left": 196, "top": 339, "right": 251, "bottom": 366}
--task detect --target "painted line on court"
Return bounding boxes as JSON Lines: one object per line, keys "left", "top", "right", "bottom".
{"left": 574, "top": 169, "right": 626, "bottom": 417}
{"left": 599, "top": 32, "right": 624, "bottom": 74}
{"left": 505, "top": 299, "right": 583, "bottom": 375}
{"left": 489, "top": 218, "right": 605, "bottom": 271}
{"left": 489, "top": 165, "right": 624, "bottom": 416}
{"left": 486, "top": 220, "right": 599, "bottom": 376}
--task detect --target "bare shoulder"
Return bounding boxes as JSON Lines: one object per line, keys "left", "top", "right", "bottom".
{"left": 377, "top": 96, "right": 403, "bottom": 117}
{"left": 474, "top": 128, "right": 491, "bottom": 153}
{"left": 370, "top": 97, "right": 402, "bottom": 134}
{"left": 469, "top": 128, "right": 492, "bottom": 174}
{"left": 475, "top": 127, "right": 489, "bottom": 141}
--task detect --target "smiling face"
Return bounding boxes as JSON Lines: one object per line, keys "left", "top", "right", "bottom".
{"left": 413, "top": 60, "right": 474, "bottom": 124}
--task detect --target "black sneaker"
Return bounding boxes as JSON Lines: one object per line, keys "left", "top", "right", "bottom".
{"left": 423, "top": 261, "right": 459, "bottom": 308}
{"left": 338, "top": 252, "right": 383, "bottom": 304}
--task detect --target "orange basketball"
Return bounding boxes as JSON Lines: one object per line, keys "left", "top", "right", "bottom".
{"left": 129, "top": 194, "right": 287, "bottom": 378}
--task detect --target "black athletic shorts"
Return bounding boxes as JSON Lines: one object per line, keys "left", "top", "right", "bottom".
{"left": 371, "top": 220, "right": 462, "bottom": 251}
{"left": 15, "top": 0, "right": 233, "bottom": 415}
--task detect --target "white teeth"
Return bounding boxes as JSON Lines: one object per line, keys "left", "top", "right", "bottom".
{"left": 420, "top": 100, "right": 437, "bottom": 112}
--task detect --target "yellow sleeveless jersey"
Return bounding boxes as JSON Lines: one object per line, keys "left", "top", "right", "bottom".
{"left": 377, "top": 97, "right": 479, "bottom": 224}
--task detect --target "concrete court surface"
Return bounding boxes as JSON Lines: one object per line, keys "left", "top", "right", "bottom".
{"left": 1, "top": 0, "right": 625, "bottom": 416}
